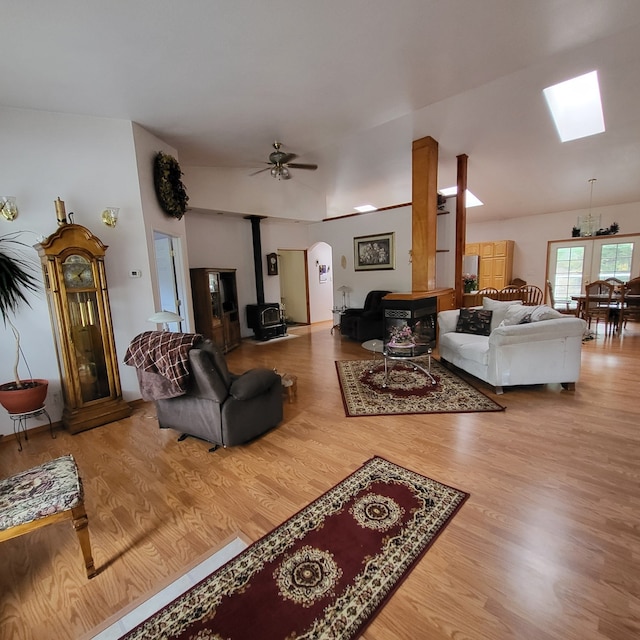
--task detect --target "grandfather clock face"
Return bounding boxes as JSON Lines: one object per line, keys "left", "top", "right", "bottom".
{"left": 62, "top": 255, "right": 95, "bottom": 289}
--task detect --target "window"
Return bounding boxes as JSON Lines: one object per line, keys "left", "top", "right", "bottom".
{"left": 554, "top": 246, "right": 585, "bottom": 303}
{"left": 598, "top": 243, "right": 633, "bottom": 281}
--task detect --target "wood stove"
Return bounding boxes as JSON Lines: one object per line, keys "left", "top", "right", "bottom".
{"left": 246, "top": 303, "right": 287, "bottom": 341}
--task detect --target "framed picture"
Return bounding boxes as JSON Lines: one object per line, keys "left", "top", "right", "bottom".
{"left": 353, "top": 232, "right": 395, "bottom": 271}
{"left": 319, "top": 264, "right": 329, "bottom": 283}
{"left": 266, "top": 252, "right": 278, "bottom": 276}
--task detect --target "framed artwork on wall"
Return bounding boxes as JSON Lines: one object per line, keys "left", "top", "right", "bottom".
{"left": 266, "top": 252, "right": 278, "bottom": 276}
{"left": 354, "top": 232, "right": 395, "bottom": 271}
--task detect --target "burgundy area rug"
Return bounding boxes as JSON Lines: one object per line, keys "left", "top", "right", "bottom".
{"left": 336, "top": 356, "right": 505, "bottom": 417}
{"left": 121, "top": 457, "right": 468, "bottom": 640}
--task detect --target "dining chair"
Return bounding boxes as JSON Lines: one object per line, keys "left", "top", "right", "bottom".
{"left": 545, "top": 280, "right": 575, "bottom": 314}
{"left": 618, "top": 276, "right": 640, "bottom": 330}
{"left": 520, "top": 284, "right": 543, "bottom": 306}
{"left": 584, "top": 280, "right": 616, "bottom": 335}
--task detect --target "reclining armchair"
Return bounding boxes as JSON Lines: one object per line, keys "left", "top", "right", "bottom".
{"left": 340, "top": 290, "right": 391, "bottom": 341}
{"left": 126, "top": 333, "right": 283, "bottom": 450}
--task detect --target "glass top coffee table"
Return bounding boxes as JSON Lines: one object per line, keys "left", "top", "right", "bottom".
{"left": 362, "top": 340, "right": 435, "bottom": 387}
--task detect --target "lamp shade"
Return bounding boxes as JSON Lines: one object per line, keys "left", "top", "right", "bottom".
{"left": 148, "top": 310, "right": 183, "bottom": 324}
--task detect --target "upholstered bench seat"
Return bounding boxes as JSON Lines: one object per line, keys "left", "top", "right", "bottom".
{"left": 0, "top": 454, "right": 96, "bottom": 578}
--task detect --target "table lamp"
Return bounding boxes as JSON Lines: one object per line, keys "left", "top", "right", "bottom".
{"left": 148, "top": 310, "right": 183, "bottom": 331}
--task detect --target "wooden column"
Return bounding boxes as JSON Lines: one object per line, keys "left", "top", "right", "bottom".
{"left": 411, "top": 136, "right": 438, "bottom": 292}
{"left": 455, "top": 154, "right": 468, "bottom": 308}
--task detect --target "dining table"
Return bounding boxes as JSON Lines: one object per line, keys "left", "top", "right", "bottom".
{"left": 570, "top": 292, "right": 640, "bottom": 329}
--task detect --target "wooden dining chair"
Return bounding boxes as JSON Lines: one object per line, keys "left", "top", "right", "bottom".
{"left": 520, "top": 284, "right": 544, "bottom": 306}
{"left": 618, "top": 276, "right": 640, "bottom": 330}
{"left": 584, "top": 280, "right": 616, "bottom": 335}
{"left": 545, "top": 280, "right": 574, "bottom": 314}
{"left": 0, "top": 454, "right": 97, "bottom": 579}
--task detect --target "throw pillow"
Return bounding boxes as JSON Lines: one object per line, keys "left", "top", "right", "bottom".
{"left": 455, "top": 308, "right": 493, "bottom": 336}
{"left": 528, "top": 304, "right": 564, "bottom": 322}
{"left": 502, "top": 305, "right": 534, "bottom": 326}
{"left": 483, "top": 297, "right": 523, "bottom": 331}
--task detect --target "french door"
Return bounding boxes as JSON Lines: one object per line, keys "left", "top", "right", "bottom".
{"left": 547, "top": 234, "right": 639, "bottom": 305}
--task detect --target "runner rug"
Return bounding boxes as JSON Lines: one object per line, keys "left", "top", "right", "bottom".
{"left": 336, "top": 357, "right": 505, "bottom": 416}
{"left": 119, "top": 456, "right": 468, "bottom": 640}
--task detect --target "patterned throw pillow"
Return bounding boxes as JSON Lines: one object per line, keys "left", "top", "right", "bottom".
{"left": 455, "top": 308, "right": 493, "bottom": 336}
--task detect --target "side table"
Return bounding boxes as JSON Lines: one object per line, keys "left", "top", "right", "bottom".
{"left": 9, "top": 406, "right": 55, "bottom": 452}
{"left": 331, "top": 307, "right": 345, "bottom": 335}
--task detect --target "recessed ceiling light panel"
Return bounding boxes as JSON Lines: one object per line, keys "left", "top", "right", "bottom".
{"left": 543, "top": 70, "right": 605, "bottom": 142}
{"left": 354, "top": 204, "right": 377, "bottom": 213}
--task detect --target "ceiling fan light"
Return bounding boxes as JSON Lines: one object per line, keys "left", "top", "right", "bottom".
{"left": 280, "top": 167, "right": 290, "bottom": 179}
{"left": 270, "top": 167, "right": 278, "bottom": 177}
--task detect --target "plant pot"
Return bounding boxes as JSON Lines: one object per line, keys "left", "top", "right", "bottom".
{"left": 0, "top": 379, "right": 49, "bottom": 414}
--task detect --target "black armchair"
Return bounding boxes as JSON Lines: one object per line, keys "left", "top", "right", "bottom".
{"left": 340, "top": 290, "right": 391, "bottom": 341}
{"left": 129, "top": 335, "right": 283, "bottom": 450}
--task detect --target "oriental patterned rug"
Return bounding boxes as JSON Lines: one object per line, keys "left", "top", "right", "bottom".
{"left": 336, "top": 357, "right": 505, "bottom": 416}
{"left": 119, "top": 457, "right": 468, "bottom": 640}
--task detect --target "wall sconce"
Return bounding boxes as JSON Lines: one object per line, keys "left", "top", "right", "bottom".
{"left": 1, "top": 196, "right": 18, "bottom": 221}
{"left": 101, "top": 207, "right": 120, "bottom": 228}
{"left": 148, "top": 310, "right": 183, "bottom": 331}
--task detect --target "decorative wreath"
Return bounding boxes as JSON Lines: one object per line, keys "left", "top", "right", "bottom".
{"left": 153, "top": 151, "right": 189, "bottom": 220}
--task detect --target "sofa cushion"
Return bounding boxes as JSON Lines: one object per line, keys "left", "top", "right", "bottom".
{"left": 483, "top": 297, "right": 523, "bottom": 331}
{"left": 439, "top": 332, "right": 490, "bottom": 366}
{"left": 456, "top": 308, "right": 493, "bottom": 336}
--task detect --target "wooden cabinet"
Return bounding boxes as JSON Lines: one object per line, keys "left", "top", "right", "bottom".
{"left": 467, "top": 240, "right": 514, "bottom": 290}
{"left": 190, "top": 268, "right": 240, "bottom": 352}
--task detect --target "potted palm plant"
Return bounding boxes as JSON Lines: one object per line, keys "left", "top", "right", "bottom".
{"left": 0, "top": 232, "right": 48, "bottom": 414}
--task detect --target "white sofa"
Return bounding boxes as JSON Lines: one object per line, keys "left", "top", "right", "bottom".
{"left": 437, "top": 300, "right": 587, "bottom": 394}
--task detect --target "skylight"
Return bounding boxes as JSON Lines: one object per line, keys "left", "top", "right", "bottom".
{"left": 439, "top": 187, "right": 483, "bottom": 208}
{"left": 354, "top": 204, "right": 377, "bottom": 213}
{"left": 543, "top": 70, "right": 605, "bottom": 142}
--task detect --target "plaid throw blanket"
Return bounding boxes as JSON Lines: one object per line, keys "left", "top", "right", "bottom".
{"left": 124, "top": 331, "right": 202, "bottom": 396}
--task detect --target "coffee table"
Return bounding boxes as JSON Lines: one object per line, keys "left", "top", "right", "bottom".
{"left": 362, "top": 340, "right": 435, "bottom": 387}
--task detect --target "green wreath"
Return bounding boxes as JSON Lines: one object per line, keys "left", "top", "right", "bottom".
{"left": 154, "top": 151, "right": 189, "bottom": 220}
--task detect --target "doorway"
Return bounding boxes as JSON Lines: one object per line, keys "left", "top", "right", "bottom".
{"left": 153, "top": 231, "right": 186, "bottom": 332}
{"left": 278, "top": 249, "right": 309, "bottom": 324}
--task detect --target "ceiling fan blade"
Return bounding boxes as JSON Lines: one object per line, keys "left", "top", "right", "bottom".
{"left": 286, "top": 163, "right": 318, "bottom": 171}
{"left": 249, "top": 166, "right": 272, "bottom": 176}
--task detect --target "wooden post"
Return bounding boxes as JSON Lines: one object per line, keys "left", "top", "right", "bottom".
{"left": 411, "top": 136, "right": 438, "bottom": 292}
{"left": 455, "top": 154, "right": 468, "bottom": 308}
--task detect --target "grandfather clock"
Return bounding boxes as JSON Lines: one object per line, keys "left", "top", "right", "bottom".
{"left": 36, "top": 214, "right": 131, "bottom": 434}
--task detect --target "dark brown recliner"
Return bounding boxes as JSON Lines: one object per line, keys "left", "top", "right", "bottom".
{"left": 340, "top": 290, "right": 391, "bottom": 341}
{"left": 136, "top": 338, "right": 283, "bottom": 450}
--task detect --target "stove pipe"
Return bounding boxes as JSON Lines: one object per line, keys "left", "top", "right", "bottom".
{"left": 248, "top": 215, "right": 265, "bottom": 304}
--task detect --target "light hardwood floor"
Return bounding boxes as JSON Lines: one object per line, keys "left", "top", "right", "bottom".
{"left": 1, "top": 321, "right": 638, "bottom": 640}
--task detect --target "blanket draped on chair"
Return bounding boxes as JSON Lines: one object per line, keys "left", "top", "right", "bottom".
{"left": 124, "top": 331, "right": 202, "bottom": 400}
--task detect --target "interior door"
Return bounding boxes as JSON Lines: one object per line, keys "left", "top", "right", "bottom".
{"left": 153, "top": 231, "right": 185, "bottom": 332}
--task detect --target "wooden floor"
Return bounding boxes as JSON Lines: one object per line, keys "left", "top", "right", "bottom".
{"left": 1, "top": 321, "right": 639, "bottom": 640}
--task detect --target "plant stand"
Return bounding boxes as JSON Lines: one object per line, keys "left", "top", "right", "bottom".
{"left": 8, "top": 406, "right": 55, "bottom": 452}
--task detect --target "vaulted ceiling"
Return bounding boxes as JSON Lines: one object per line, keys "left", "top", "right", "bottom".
{"left": 4, "top": 1, "right": 640, "bottom": 222}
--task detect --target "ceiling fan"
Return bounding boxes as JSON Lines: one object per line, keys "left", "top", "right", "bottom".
{"left": 250, "top": 142, "right": 318, "bottom": 180}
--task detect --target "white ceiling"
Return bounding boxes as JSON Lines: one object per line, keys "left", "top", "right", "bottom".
{"left": 4, "top": 0, "right": 640, "bottom": 223}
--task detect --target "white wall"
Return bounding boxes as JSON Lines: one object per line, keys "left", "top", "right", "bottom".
{"left": 467, "top": 202, "right": 640, "bottom": 287}
{"left": 307, "top": 242, "right": 333, "bottom": 323}
{"left": 184, "top": 212, "right": 311, "bottom": 335}
{"left": 0, "top": 108, "right": 156, "bottom": 436}
{"left": 308, "top": 206, "right": 414, "bottom": 308}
